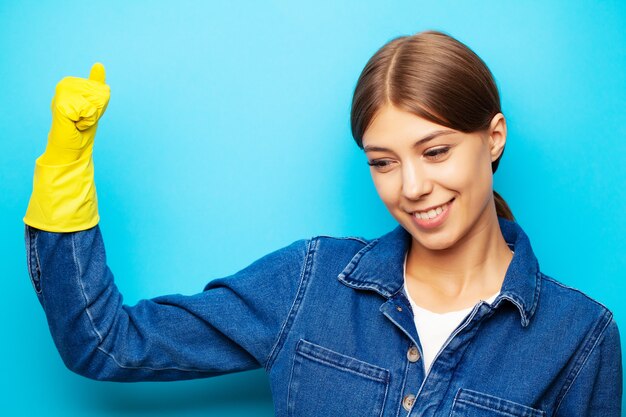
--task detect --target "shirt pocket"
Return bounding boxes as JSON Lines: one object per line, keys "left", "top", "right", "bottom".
{"left": 287, "top": 338, "right": 389, "bottom": 417}
{"left": 450, "top": 388, "right": 546, "bottom": 417}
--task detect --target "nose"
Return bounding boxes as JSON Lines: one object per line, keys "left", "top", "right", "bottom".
{"left": 401, "top": 161, "right": 432, "bottom": 200}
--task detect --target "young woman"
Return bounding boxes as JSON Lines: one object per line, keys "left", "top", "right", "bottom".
{"left": 24, "top": 30, "right": 622, "bottom": 416}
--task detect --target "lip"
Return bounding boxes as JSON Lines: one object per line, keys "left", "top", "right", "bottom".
{"left": 412, "top": 198, "right": 455, "bottom": 214}
{"left": 410, "top": 197, "right": 454, "bottom": 230}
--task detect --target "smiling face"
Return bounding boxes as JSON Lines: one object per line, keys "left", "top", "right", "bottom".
{"left": 362, "top": 104, "right": 506, "bottom": 252}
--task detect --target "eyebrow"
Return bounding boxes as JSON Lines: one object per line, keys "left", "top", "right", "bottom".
{"left": 363, "top": 129, "right": 456, "bottom": 153}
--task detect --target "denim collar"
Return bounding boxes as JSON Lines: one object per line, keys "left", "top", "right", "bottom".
{"left": 337, "top": 217, "right": 541, "bottom": 327}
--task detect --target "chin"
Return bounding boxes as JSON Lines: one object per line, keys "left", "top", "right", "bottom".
{"left": 414, "top": 235, "right": 457, "bottom": 251}
{"left": 401, "top": 220, "right": 458, "bottom": 251}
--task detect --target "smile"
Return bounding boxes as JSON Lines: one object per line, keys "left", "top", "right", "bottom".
{"left": 410, "top": 197, "right": 455, "bottom": 230}
{"left": 413, "top": 198, "right": 454, "bottom": 220}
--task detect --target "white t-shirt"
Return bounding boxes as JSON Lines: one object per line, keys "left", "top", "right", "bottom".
{"left": 402, "top": 253, "right": 501, "bottom": 375}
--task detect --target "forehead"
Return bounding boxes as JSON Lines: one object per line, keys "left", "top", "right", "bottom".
{"left": 362, "top": 104, "right": 452, "bottom": 146}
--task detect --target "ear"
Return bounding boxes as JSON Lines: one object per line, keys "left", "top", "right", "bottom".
{"left": 487, "top": 113, "right": 507, "bottom": 163}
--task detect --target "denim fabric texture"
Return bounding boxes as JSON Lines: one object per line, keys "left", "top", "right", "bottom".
{"left": 25, "top": 217, "right": 622, "bottom": 417}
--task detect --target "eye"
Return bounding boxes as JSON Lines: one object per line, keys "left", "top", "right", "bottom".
{"left": 424, "top": 146, "right": 450, "bottom": 161}
{"left": 367, "top": 159, "right": 395, "bottom": 172}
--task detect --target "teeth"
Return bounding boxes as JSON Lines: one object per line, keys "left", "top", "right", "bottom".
{"left": 415, "top": 201, "right": 449, "bottom": 220}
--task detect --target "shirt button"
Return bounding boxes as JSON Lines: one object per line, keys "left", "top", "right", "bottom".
{"left": 402, "top": 394, "right": 416, "bottom": 411}
{"left": 407, "top": 345, "right": 420, "bottom": 362}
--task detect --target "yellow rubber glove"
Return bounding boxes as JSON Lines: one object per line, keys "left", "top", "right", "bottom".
{"left": 24, "top": 63, "right": 111, "bottom": 232}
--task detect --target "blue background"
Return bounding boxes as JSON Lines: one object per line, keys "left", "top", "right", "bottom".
{"left": 1, "top": 1, "right": 625, "bottom": 415}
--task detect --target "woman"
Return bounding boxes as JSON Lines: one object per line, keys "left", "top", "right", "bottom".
{"left": 24, "top": 30, "right": 622, "bottom": 416}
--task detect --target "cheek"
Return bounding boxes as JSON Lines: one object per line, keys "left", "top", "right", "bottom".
{"left": 371, "top": 173, "right": 399, "bottom": 204}
{"left": 436, "top": 152, "right": 493, "bottom": 196}
{"left": 453, "top": 152, "right": 494, "bottom": 199}
{"left": 432, "top": 159, "right": 471, "bottom": 190}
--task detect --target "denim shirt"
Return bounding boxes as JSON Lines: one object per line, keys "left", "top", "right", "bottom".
{"left": 25, "top": 217, "right": 622, "bottom": 416}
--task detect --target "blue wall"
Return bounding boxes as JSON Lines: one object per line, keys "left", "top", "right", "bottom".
{"left": 1, "top": 1, "right": 624, "bottom": 415}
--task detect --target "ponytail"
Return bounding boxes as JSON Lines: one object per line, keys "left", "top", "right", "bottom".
{"left": 493, "top": 190, "right": 514, "bottom": 221}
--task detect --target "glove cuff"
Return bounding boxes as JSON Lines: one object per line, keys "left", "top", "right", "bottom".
{"left": 23, "top": 154, "right": 99, "bottom": 232}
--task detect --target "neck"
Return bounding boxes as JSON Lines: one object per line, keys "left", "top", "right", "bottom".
{"left": 405, "top": 207, "right": 513, "bottom": 311}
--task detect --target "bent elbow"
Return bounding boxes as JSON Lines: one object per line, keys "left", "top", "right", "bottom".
{"left": 59, "top": 345, "right": 120, "bottom": 381}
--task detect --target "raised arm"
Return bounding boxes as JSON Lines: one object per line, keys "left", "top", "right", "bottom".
{"left": 25, "top": 224, "right": 309, "bottom": 381}
{"left": 23, "top": 65, "right": 310, "bottom": 381}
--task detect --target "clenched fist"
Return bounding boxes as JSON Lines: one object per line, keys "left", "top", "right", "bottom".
{"left": 24, "top": 63, "right": 111, "bottom": 232}
{"left": 41, "top": 63, "right": 110, "bottom": 165}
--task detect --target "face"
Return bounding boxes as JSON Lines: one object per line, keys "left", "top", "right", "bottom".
{"left": 362, "top": 104, "right": 506, "bottom": 251}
